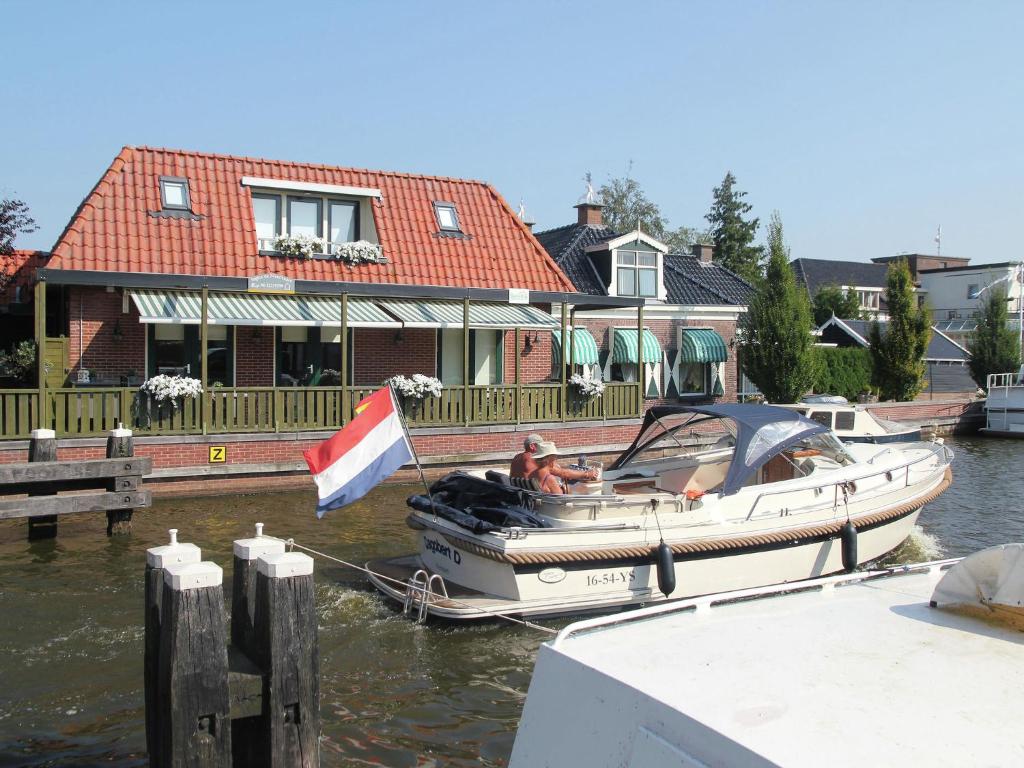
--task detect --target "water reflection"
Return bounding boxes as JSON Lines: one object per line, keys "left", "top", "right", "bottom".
{"left": 1, "top": 435, "right": 1022, "bottom": 766}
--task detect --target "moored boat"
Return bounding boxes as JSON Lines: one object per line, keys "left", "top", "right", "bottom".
{"left": 367, "top": 404, "right": 953, "bottom": 621}
{"left": 982, "top": 368, "right": 1024, "bottom": 437}
{"left": 776, "top": 396, "right": 921, "bottom": 443}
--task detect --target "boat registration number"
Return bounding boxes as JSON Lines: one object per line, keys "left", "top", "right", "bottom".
{"left": 586, "top": 569, "right": 635, "bottom": 587}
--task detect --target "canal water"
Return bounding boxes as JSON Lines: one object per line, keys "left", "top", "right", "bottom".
{"left": 1, "top": 435, "right": 1022, "bottom": 767}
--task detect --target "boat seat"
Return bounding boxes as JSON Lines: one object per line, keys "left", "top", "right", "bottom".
{"left": 510, "top": 476, "right": 543, "bottom": 492}
{"left": 485, "top": 470, "right": 512, "bottom": 485}
{"left": 682, "top": 460, "right": 730, "bottom": 495}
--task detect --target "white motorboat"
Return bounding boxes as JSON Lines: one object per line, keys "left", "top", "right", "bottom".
{"left": 777, "top": 396, "right": 921, "bottom": 443}
{"left": 367, "top": 404, "right": 952, "bottom": 621}
{"left": 509, "top": 543, "right": 1024, "bottom": 767}
{"left": 982, "top": 368, "right": 1024, "bottom": 436}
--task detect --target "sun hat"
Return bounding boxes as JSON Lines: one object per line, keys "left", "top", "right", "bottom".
{"left": 532, "top": 441, "right": 560, "bottom": 459}
{"left": 524, "top": 433, "right": 544, "bottom": 450}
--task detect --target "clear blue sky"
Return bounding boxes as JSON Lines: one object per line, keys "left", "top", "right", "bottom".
{"left": 2, "top": 0, "right": 1021, "bottom": 264}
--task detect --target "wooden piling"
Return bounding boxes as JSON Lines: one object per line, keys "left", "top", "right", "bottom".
{"left": 253, "top": 552, "right": 320, "bottom": 768}
{"left": 145, "top": 530, "right": 202, "bottom": 768}
{"left": 158, "top": 560, "right": 231, "bottom": 768}
{"left": 231, "top": 523, "right": 285, "bottom": 658}
{"left": 106, "top": 425, "right": 135, "bottom": 535}
{"left": 27, "top": 428, "right": 57, "bottom": 540}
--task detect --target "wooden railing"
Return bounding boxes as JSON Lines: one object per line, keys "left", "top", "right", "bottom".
{"left": 0, "top": 382, "right": 642, "bottom": 439}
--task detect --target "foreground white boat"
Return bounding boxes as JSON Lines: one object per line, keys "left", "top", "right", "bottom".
{"left": 368, "top": 404, "right": 952, "bottom": 621}
{"left": 509, "top": 543, "right": 1024, "bottom": 767}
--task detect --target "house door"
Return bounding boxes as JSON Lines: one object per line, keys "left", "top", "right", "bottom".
{"left": 44, "top": 337, "right": 68, "bottom": 389}
{"left": 473, "top": 329, "right": 499, "bottom": 385}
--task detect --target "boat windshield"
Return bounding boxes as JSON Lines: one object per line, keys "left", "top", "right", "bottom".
{"left": 610, "top": 405, "right": 831, "bottom": 495}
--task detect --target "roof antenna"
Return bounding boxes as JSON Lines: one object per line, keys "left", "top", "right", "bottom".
{"left": 934, "top": 225, "right": 942, "bottom": 257}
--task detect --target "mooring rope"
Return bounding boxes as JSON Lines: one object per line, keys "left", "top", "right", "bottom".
{"left": 261, "top": 535, "right": 557, "bottom": 636}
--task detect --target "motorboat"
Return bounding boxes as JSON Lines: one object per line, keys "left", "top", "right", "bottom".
{"left": 776, "top": 396, "right": 921, "bottom": 443}
{"left": 982, "top": 367, "right": 1024, "bottom": 437}
{"left": 509, "top": 543, "right": 1024, "bottom": 767}
{"left": 367, "top": 404, "right": 953, "bottom": 621}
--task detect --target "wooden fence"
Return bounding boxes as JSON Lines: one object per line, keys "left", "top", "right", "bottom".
{"left": 0, "top": 382, "right": 642, "bottom": 439}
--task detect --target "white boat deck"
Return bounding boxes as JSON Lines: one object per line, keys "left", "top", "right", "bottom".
{"left": 511, "top": 563, "right": 1024, "bottom": 767}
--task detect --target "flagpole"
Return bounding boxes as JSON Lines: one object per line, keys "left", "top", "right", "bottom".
{"left": 388, "top": 384, "right": 434, "bottom": 503}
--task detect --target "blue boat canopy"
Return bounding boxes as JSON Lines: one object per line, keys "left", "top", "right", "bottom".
{"left": 609, "top": 404, "right": 830, "bottom": 496}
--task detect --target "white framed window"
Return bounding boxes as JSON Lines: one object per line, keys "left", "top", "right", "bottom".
{"left": 679, "top": 363, "right": 709, "bottom": 395}
{"left": 253, "top": 194, "right": 281, "bottom": 245}
{"left": 616, "top": 250, "right": 658, "bottom": 298}
{"left": 329, "top": 201, "right": 359, "bottom": 244}
{"left": 287, "top": 197, "right": 322, "bottom": 238}
{"left": 159, "top": 177, "right": 190, "bottom": 211}
{"left": 967, "top": 284, "right": 979, "bottom": 300}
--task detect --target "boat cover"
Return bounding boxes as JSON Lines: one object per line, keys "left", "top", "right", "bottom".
{"left": 610, "top": 404, "right": 829, "bottom": 496}
{"left": 407, "top": 472, "right": 550, "bottom": 533}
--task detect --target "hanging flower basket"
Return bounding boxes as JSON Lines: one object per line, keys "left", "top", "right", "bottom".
{"left": 386, "top": 374, "right": 443, "bottom": 400}
{"left": 569, "top": 373, "right": 605, "bottom": 399}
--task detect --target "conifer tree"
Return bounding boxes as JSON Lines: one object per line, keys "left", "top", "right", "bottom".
{"left": 705, "top": 172, "right": 762, "bottom": 283}
{"left": 967, "top": 285, "right": 1020, "bottom": 389}
{"left": 737, "top": 213, "right": 817, "bottom": 402}
{"left": 868, "top": 260, "right": 930, "bottom": 401}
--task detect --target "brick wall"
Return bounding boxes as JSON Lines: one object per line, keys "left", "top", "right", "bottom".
{"left": 503, "top": 328, "right": 555, "bottom": 383}
{"left": 236, "top": 326, "right": 274, "bottom": 386}
{"left": 67, "top": 286, "right": 146, "bottom": 382}
{"left": 353, "top": 327, "right": 437, "bottom": 386}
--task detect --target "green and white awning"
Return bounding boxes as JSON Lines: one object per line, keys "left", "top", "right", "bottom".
{"left": 551, "top": 328, "right": 600, "bottom": 366}
{"left": 378, "top": 299, "right": 559, "bottom": 329}
{"left": 679, "top": 329, "right": 728, "bottom": 363}
{"left": 129, "top": 289, "right": 398, "bottom": 328}
{"left": 612, "top": 328, "right": 662, "bottom": 364}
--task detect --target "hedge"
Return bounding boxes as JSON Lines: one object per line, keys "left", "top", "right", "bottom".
{"left": 812, "top": 347, "right": 873, "bottom": 400}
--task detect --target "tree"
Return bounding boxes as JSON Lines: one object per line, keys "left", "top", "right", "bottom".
{"left": 0, "top": 198, "right": 37, "bottom": 294}
{"left": 598, "top": 175, "right": 668, "bottom": 239}
{"left": 812, "top": 284, "right": 863, "bottom": 325}
{"left": 967, "top": 285, "right": 1020, "bottom": 390}
{"left": 868, "top": 260, "right": 930, "bottom": 401}
{"left": 0, "top": 198, "right": 37, "bottom": 256}
{"left": 705, "top": 172, "right": 762, "bottom": 283}
{"left": 662, "top": 225, "right": 713, "bottom": 254}
{"left": 737, "top": 212, "right": 817, "bottom": 402}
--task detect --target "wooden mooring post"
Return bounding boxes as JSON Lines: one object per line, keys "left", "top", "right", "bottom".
{"left": 144, "top": 525, "right": 320, "bottom": 768}
{"left": 0, "top": 426, "right": 150, "bottom": 541}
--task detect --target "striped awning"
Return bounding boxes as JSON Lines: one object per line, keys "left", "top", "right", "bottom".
{"left": 612, "top": 328, "right": 662, "bottom": 364}
{"left": 129, "top": 289, "right": 398, "bottom": 328}
{"left": 551, "top": 327, "right": 600, "bottom": 366}
{"left": 679, "top": 329, "right": 728, "bottom": 363}
{"left": 378, "top": 299, "right": 559, "bottom": 329}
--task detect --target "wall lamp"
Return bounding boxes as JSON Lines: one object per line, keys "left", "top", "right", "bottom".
{"left": 112, "top": 319, "right": 124, "bottom": 341}
{"left": 394, "top": 329, "right": 405, "bottom": 343}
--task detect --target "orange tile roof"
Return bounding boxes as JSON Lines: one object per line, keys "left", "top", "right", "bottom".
{"left": 47, "top": 146, "right": 575, "bottom": 293}
{"left": 1, "top": 249, "right": 49, "bottom": 303}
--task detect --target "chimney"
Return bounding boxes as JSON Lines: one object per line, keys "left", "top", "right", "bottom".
{"left": 692, "top": 243, "right": 714, "bottom": 263}
{"left": 574, "top": 201, "right": 603, "bottom": 227}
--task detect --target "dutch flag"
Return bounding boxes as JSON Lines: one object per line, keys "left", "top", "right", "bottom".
{"left": 303, "top": 387, "right": 413, "bottom": 517}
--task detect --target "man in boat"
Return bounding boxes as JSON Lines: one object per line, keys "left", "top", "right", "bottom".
{"left": 527, "top": 441, "right": 569, "bottom": 494}
{"left": 510, "top": 433, "right": 598, "bottom": 483}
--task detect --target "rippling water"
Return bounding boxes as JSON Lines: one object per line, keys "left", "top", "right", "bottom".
{"left": 1, "top": 435, "right": 1022, "bottom": 766}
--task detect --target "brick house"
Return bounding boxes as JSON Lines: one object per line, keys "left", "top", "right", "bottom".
{"left": 2, "top": 147, "right": 653, "bottom": 480}
{"left": 534, "top": 196, "right": 754, "bottom": 404}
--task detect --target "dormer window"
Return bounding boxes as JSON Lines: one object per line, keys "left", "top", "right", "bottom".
{"left": 159, "top": 177, "right": 191, "bottom": 211}
{"left": 617, "top": 250, "right": 658, "bottom": 297}
{"left": 433, "top": 202, "right": 461, "bottom": 233}
{"left": 252, "top": 194, "right": 281, "bottom": 241}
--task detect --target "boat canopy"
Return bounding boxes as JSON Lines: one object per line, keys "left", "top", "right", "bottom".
{"left": 609, "top": 404, "right": 829, "bottom": 496}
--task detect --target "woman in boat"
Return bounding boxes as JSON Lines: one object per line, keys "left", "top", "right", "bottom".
{"left": 527, "top": 441, "right": 568, "bottom": 494}
{"left": 511, "top": 433, "right": 598, "bottom": 483}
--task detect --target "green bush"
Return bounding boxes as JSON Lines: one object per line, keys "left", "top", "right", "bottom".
{"left": 0, "top": 339, "right": 36, "bottom": 385}
{"left": 812, "top": 347, "right": 873, "bottom": 400}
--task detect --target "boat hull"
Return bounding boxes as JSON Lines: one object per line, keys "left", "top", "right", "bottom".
{"left": 367, "top": 504, "right": 924, "bottom": 620}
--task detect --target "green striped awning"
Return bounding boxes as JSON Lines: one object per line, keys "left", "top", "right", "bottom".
{"left": 612, "top": 328, "right": 662, "bottom": 364}
{"left": 551, "top": 328, "right": 600, "bottom": 366}
{"left": 378, "top": 299, "right": 559, "bottom": 329}
{"left": 679, "top": 329, "right": 728, "bottom": 363}
{"left": 129, "top": 290, "right": 398, "bottom": 328}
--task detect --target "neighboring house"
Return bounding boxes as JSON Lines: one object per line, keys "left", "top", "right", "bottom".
{"left": 14, "top": 146, "right": 648, "bottom": 449}
{"left": 917, "top": 260, "right": 1023, "bottom": 326}
{"left": 791, "top": 257, "right": 890, "bottom": 319}
{"left": 535, "top": 196, "right": 753, "bottom": 403}
{"left": 0, "top": 249, "right": 49, "bottom": 350}
{"left": 818, "top": 316, "right": 976, "bottom": 397}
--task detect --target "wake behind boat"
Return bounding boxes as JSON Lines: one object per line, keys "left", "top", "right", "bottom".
{"left": 367, "top": 403, "right": 952, "bottom": 621}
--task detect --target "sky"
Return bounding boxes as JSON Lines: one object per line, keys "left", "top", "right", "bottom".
{"left": 2, "top": 0, "right": 1022, "bottom": 264}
